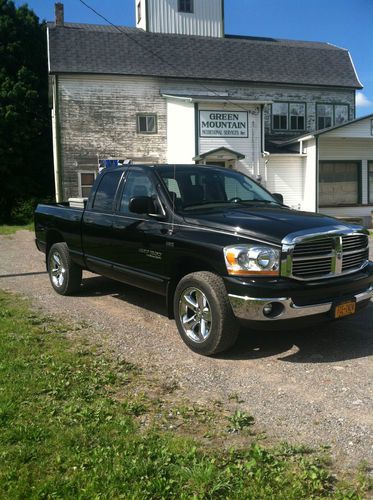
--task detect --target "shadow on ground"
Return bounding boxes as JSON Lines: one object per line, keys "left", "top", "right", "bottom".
{"left": 79, "top": 274, "right": 373, "bottom": 364}
{"left": 79, "top": 275, "right": 168, "bottom": 316}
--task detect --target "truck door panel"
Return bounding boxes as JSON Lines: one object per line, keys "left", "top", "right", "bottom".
{"left": 82, "top": 170, "right": 122, "bottom": 275}
{"left": 110, "top": 168, "right": 169, "bottom": 294}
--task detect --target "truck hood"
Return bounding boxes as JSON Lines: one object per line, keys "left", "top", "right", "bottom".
{"left": 183, "top": 205, "right": 354, "bottom": 245}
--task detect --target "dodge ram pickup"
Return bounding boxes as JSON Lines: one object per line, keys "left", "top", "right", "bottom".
{"left": 35, "top": 164, "right": 373, "bottom": 355}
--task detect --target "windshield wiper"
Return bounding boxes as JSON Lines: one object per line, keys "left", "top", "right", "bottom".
{"left": 183, "top": 201, "right": 232, "bottom": 210}
{"left": 237, "top": 199, "right": 281, "bottom": 205}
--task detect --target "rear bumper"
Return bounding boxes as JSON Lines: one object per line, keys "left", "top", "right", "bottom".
{"left": 229, "top": 284, "right": 373, "bottom": 321}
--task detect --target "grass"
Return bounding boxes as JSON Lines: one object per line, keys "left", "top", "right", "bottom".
{"left": 0, "top": 290, "right": 369, "bottom": 499}
{"left": 0, "top": 222, "right": 34, "bottom": 235}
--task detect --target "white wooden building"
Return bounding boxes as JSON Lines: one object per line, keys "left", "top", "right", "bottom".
{"left": 47, "top": 1, "right": 373, "bottom": 226}
{"left": 267, "top": 114, "right": 373, "bottom": 226}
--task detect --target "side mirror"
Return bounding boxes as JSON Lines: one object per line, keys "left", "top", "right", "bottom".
{"left": 128, "top": 196, "right": 156, "bottom": 215}
{"left": 272, "top": 193, "right": 284, "bottom": 204}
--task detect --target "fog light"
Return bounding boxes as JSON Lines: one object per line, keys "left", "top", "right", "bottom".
{"left": 262, "top": 301, "right": 285, "bottom": 318}
{"left": 263, "top": 303, "right": 273, "bottom": 316}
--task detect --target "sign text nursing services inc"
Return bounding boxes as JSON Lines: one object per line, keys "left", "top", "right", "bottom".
{"left": 199, "top": 110, "right": 248, "bottom": 138}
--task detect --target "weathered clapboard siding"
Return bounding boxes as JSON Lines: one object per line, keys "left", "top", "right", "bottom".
{"left": 266, "top": 155, "right": 305, "bottom": 210}
{"left": 56, "top": 73, "right": 356, "bottom": 199}
{"left": 58, "top": 74, "right": 168, "bottom": 199}
{"left": 158, "top": 79, "right": 355, "bottom": 136}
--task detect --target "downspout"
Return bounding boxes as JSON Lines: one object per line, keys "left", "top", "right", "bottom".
{"left": 260, "top": 104, "right": 270, "bottom": 184}
{"left": 51, "top": 75, "right": 63, "bottom": 202}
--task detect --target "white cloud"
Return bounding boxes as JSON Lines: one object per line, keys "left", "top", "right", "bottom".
{"left": 356, "top": 92, "right": 373, "bottom": 108}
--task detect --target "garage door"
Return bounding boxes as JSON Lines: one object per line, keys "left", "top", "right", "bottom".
{"left": 319, "top": 161, "right": 360, "bottom": 206}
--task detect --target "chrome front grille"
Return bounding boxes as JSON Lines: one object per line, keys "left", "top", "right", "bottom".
{"left": 281, "top": 229, "right": 369, "bottom": 281}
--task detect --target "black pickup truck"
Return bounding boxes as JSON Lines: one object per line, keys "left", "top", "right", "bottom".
{"left": 35, "top": 164, "right": 373, "bottom": 355}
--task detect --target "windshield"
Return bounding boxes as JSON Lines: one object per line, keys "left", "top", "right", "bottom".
{"left": 157, "top": 165, "right": 278, "bottom": 212}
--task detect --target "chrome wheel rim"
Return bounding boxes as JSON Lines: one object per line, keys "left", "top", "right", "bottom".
{"left": 179, "top": 287, "right": 212, "bottom": 343}
{"left": 50, "top": 251, "right": 65, "bottom": 288}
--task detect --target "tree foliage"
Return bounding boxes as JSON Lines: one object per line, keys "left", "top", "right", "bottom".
{"left": 0, "top": 0, "right": 53, "bottom": 222}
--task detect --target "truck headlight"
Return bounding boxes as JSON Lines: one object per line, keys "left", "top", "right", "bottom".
{"left": 224, "top": 245, "right": 280, "bottom": 276}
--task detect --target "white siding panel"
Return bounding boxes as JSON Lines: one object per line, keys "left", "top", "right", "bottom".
{"left": 322, "top": 117, "right": 373, "bottom": 138}
{"left": 320, "top": 206, "right": 372, "bottom": 228}
{"left": 148, "top": 0, "right": 223, "bottom": 37}
{"left": 266, "top": 155, "right": 305, "bottom": 210}
{"left": 167, "top": 99, "right": 195, "bottom": 163}
{"left": 303, "top": 139, "right": 317, "bottom": 212}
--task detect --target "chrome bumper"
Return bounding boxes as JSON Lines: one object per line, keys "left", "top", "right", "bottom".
{"left": 228, "top": 285, "right": 373, "bottom": 322}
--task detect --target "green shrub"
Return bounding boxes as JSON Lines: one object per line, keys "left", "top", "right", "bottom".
{"left": 10, "top": 198, "right": 38, "bottom": 224}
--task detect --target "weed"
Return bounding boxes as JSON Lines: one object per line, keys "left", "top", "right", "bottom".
{"left": 228, "top": 409, "right": 255, "bottom": 432}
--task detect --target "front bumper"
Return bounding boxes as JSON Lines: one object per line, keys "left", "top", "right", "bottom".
{"left": 229, "top": 284, "right": 373, "bottom": 321}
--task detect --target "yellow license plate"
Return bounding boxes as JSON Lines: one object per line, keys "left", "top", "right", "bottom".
{"left": 334, "top": 301, "right": 356, "bottom": 319}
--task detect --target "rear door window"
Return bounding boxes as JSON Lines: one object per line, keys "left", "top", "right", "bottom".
{"left": 92, "top": 170, "right": 122, "bottom": 211}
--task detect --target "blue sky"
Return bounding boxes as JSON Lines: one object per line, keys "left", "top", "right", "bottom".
{"left": 17, "top": 0, "right": 373, "bottom": 116}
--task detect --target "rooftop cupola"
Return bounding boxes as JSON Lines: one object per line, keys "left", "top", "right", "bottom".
{"left": 135, "top": 0, "right": 224, "bottom": 37}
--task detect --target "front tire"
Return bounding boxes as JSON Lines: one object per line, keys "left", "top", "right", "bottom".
{"left": 48, "top": 242, "right": 82, "bottom": 295}
{"left": 174, "top": 271, "right": 239, "bottom": 356}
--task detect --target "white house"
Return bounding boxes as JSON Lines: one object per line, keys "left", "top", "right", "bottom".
{"left": 47, "top": 0, "right": 373, "bottom": 226}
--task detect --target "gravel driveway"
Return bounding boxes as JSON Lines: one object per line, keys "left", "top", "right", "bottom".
{"left": 1, "top": 230, "right": 372, "bottom": 471}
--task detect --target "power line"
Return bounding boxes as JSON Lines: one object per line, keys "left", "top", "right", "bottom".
{"left": 77, "top": 0, "right": 260, "bottom": 115}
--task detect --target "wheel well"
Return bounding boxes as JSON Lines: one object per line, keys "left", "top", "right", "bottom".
{"left": 46, "top": 230, "right": 65, "bottom": 264}
{"left": 166, "top": 257, "right": 218, "bottom": 319}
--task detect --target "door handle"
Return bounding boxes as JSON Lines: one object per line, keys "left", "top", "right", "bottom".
{"left": 85, "top": 218, "right": 94, "bottom": 224}
{"left": 113, "top": 223, "right": 127, "bottom": 230}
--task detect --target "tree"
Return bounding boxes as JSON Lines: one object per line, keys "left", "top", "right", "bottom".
{"left": 0, "top": 0, "right": 53, "bottom": 222}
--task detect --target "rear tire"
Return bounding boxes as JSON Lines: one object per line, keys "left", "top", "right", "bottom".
{"left": 174, "top": 271, "right": 239, "bottom": 356}
{"left": 48, "top": 242, "right": 82, "bottom": 295}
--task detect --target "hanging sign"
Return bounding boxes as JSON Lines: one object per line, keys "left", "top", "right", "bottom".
{"left": 199, "top": 110, "right": 248, "bottom": 138}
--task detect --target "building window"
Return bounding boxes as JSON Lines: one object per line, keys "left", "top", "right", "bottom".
{"left": 137, "top": 114, "right": 157, "bottom": 134}
{"left": 272, "top": 103, "right": 288, "bottom": 130}
{"left": 137, "top": 1, "right": 141, "bottom": 22}
{"left": 317, "top": 104, "right": 349, "bottom": 129}
{"left": 334, "top": 104, "right": 349, "bottom": 125}
{"left": 79, "top": 171, "right": 96, "bottom": 197}
{"left": 319, "top": 161, "right": 360, "bottom": 206}
{"left": 272, "top": 102, "right": 305, "bottom": 131}
{"left": 178, "top": 0, "right": 193, "bottom": 13}
{"left": 289, "top": 103, "right": 305, "bottom": 130}
{"left": 317, "top": 104, "right": 333, "bottom": 129}
{"left": 369, "top": 162, "right": 373, "bottom": 203}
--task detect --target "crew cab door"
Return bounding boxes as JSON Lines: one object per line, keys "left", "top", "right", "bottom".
{"left": 82, "top": 169, "right": 123, "bottom": 275}
{"left": 110, "top": 167, "right": 169, "bottom": 295}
